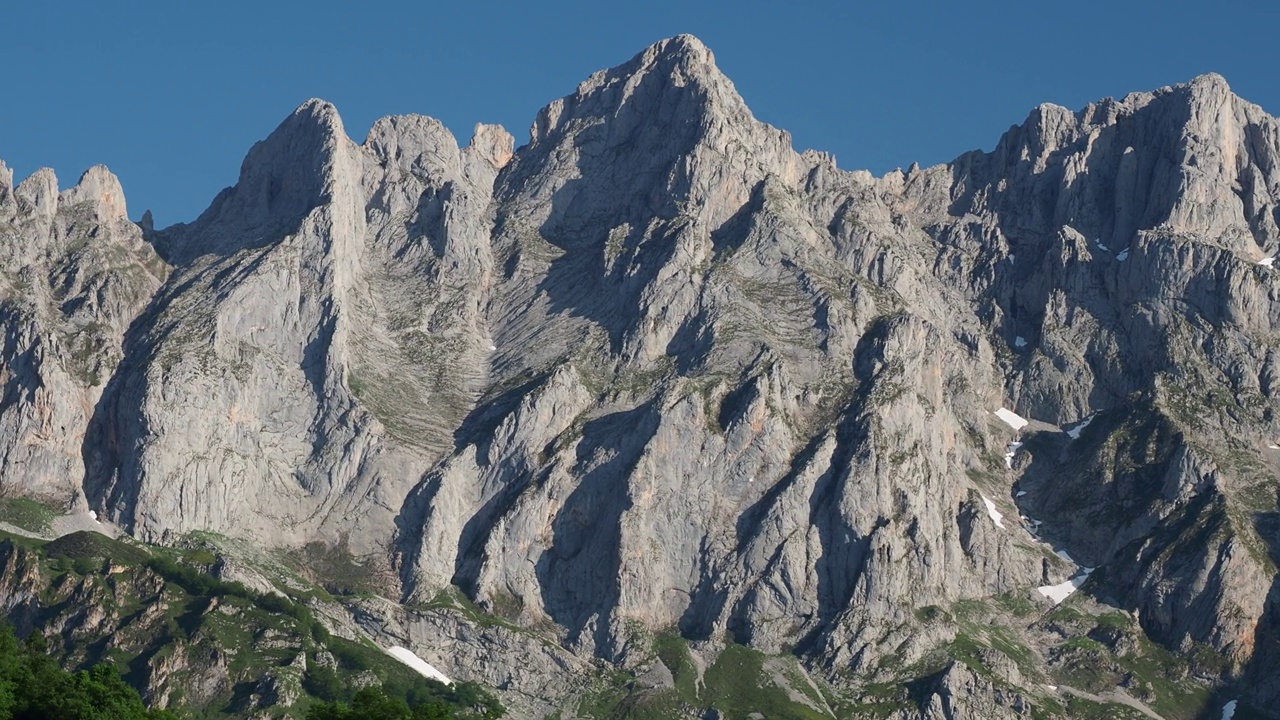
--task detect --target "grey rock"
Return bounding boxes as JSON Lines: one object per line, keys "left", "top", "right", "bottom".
{"left": 895, "top": 662, "right": 1031, "bottom": 719}
{"left": 0, "top": 165, "right": 167, "bottom": 507}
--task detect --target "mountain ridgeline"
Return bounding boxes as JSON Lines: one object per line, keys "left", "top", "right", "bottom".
{"left": 1, "top": 34, "right": 1279, "bottom": 719}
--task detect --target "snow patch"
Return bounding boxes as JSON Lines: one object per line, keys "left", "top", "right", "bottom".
{"left": 1044, "top": 684, "right": 1058, "bottom": 691}
{"left": 487, "top": 344, "right": 497, "bottom": 351}
{"left": 1096, "top": 239, "right": 1110, "bottom": 252}
{"left": 385, "top": 646, "right": 453, "bottom": 685}
{"left": 1038, "top": 568, "right": 1093, "bottom": 604}
{"left": 1269, "top": 444, "right": 1280, "bottom": 450}
{"left": 980, "top": 495, "right": 1006, "bottom": 529}
{"left": 994, "top": 408, "right": 1029, "bottom": 431}
{"left": 1008, "top": 254, "right": 1016, "bottom": 264}
{"left": 1116, "top": 249, "right": 1129, "bottom": 261}
{"left": 1065, "top": 413, "right": 1097, "bottom": 440}
{"left": 1004, "top": 441, "right": 1023, "bottom": 469}
{"left": 88, "top": 510, "right": 99, "bottom": 523}
{"left": 1016, "top": 490, "right": 1027, "bottom": 497}
{"left": 1260, "top": 257, "right": 1275, "bottom": 267}
{"left": 1014, "top": 336, "right": 1027, "bottom": 348}
{"left": 1222, "top": 699, "right": 1238, "bottom": 720}
{"left": 1055, "top": 549, "right": 1076, "bottom": 564}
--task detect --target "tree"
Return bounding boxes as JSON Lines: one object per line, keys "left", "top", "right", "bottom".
{"left": 0, "top": 624, "right": 176, "bottom": 720}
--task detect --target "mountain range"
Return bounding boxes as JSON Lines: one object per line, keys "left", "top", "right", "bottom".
{"left": 0, "top": 34, "right": 1278, "bottom": 719}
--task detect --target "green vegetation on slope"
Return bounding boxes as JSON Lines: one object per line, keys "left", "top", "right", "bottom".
{"left": 0, "top": 530, "right": 504, "bottom": 719}
{"left": 306, "top": 685, "right": 501, "bottom": 720}
{"left": 0, "top": 623, "right": 176, "bottom": 720}
{"left": 0, "top": 498, "right": 57, "bottom": 535}
{"left": 576, "top": 634, "right": 833, "bottom": 720}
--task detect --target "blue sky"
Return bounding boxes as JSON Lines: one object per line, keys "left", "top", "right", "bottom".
{"left": 2, "top": 0, "right": 1277, "bottom": 226}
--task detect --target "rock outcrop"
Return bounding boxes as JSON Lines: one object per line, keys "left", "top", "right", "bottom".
{"left": 0, "top": 164, "right": 167, "bottom": 505}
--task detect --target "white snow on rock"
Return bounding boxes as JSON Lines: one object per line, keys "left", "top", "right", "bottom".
{"left": 994, "top": 408, "right": 1029, "bottom": 431}
{"left": 1008, "top": 254, "right": 1016, "bottom": 264}
{"left": 1066, "top": 413, "right": 1097, "bottom": 440}
{"left": 1116, "top": 249, "right": 1130, "bottom": 261}
{"left": 1014, "top": 336, "right": 1027, "bottom": 348}
{"left": 487, "top": 344, "right": 497, "bottom": 351}
{"left": 1269, "top": 444, "right": 1280, "bottom": 450}
{"left": 980, "top": 495, "right": 1006, "bottom": 529}
{"left": 88, "top": 510, "right": 98, "bottom": 522}
{"left": 1260, "top": 257, "right": 1275, "bottom": 267}
{"left": 1016, "top": 490, "right": 1027, "bottom": 497}
{"left": 1222, "top": 699, "right": 1238, "bottom": 720}
{"left": 1004, "top": 441, "right": 1024, "bottom": 469}
{"left": 1096, "top": 239, "right": 1110, "bottom": 251}
{"left": 1038, "top": 568, "right": 1093, "bottom": 604}
{"left": 385, "top": 646, "right": 453, "bottom": 685}
{"left": 1055, "top": 548, "right": 1075, "bottom": 564}
{"left": 1020, "top": 515, "right": 1045, "bottom": 540}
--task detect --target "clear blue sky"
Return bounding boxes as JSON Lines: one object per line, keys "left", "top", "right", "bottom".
{"left": 2, "top": 0, "right": 1277, "bottom": 226}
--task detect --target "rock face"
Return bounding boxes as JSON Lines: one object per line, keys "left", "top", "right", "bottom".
{"left": 83, "top": 101, "right": 511, "bottom": 548}
{"left": 2, "top": 34, "right": 1280, "bottom": 718}
{"left": 0, "top": 163, "right": 167, "bottom": 505}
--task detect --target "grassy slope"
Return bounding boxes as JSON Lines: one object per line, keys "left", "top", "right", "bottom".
{"left": 0, "top": 529, "right": 500, "bottom": 719}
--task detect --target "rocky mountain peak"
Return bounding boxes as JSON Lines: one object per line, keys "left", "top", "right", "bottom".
{"left": 14, "top": 167, "right": 60, "bottom": 219}
{"left": 0, "top": 161, "right": 14, "bottom": 222}
{"left": 506, "top": 34, "right": 806, "bottom": 237}
{"left": 468, "top": 123, "right": 515, "bottom": 171}
{"left": 1185, "top": 71, "right": 1233, "bottom": 101}
{"left": 233, "top": 96, "right": 350, "bottom": 208}
{"left": 629, "top": 33, "right": 722, "bottom": 88}
{"left": 1157, "top": 72, "right": 1280, "bottom": 241}
{"left": 363, "top": 113, "right": 460, "bottom": 176}
{"left": 961, "top": 68, "right": 1280, "bottom": 254}
{"left": 60, "top": 165, "right": 129, "bottom": 223}
{"left": 528, "top": 33, "right": 742, "bottom": 146}
{"left": 160, "top": 97, "right": 357, "bottom": 262}
{"left": 4, "top": 164, "right": 131, "bottom": 226}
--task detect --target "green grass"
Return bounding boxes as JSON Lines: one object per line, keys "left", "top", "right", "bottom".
{"left": 1038, "top": 602, "right": 1214, "bottom": 720}
{"left": 949, "top": 599, "right": 989, "bottom": 621}
{"left": 1114, "top": 636, "right": 1214, "bottom": 720}
{"left": 0, "top": 529, "right": 48, "bottom": 552}
{"left": 841, "top": 688, "right": 912, "bottom": 720}
{"left": 286, "top": 540, "right": 377, "bottom": 597}
{"left": 581, "top": 636, "right": 832, "bottom": 720}
{"left": 421, "top": 586, "right": 524, "bottom": 632}
{"left": 0, "top": 528, "right": 504, "bottom": 719}
{"left": 44, "top": 530, "right": 152, "bottom": 567}
{"left": 652, "top": 633, "right": 699, "bottom": 703}
{"left": 1061, "top": 695, "right": 1151, "bottom": 720}
{"left": 609, "top": 690, "right": 691, "bottom": 720}
{"left": 1094, "top": 611, "right": 1131, "bottom": 632}
{"left": 994, "top": 591, "right": 1037, "bottom": 617}
{"left": 913, "top": 605, "right": 948, "bottom": 623}
{"left": 0, "top": 498, "right": 58, "bottom": 534}
{"left": 700, "top": 644, "right": 828, "bottom": 720}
